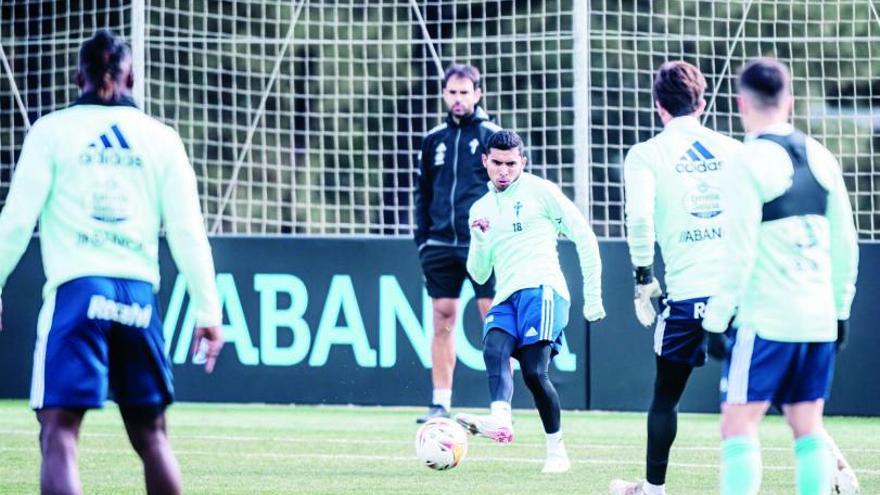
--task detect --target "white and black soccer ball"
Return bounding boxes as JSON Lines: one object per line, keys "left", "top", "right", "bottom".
{"left": 414, "top": 417, "right": 468, "bottom": 471}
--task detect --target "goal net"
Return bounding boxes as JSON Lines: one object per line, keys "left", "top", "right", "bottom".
{"left": 0, "top": 2, "right": 131, "bottom": 208}
{"left": 588, "top": 1, "right": 880, "bottom": 239}
{"left": 1, "top": 1, "right": 879, "bottom": 239}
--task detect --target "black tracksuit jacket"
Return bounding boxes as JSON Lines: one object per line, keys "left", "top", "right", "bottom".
{"left": 414, "top": 106, "right": 501, "bottom": 248}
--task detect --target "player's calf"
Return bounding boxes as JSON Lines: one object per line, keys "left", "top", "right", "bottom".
{"left": 37, "top": 408, "right": 85, "bottom": 495}
{"left": 121, "top": 407, "right": 182, "bottom": 495}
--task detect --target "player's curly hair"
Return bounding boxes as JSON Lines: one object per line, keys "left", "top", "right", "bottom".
{"left": 653, "top": 61, "right": 707, "bottom": 117}
{"left": 78, "top": 29, "right": 131, "bottom": 94}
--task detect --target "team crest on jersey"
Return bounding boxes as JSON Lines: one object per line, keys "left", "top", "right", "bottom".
{"left": 469, "top": 138, "right": 479, "bottom": 154}
{"left": 434, "top": 142, "right": 446, "bottom": 166}
{"left": 89, "top": 179, "right": 131, "bottom": 223}
{"left": 513, "top": 201, "right": 523, "bottom": 218}
{"left": 682, "top": 180, "right": 722, "bottom": 219}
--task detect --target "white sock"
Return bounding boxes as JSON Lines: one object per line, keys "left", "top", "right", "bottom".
{"left": 642, "top": 481, "right": 666, "bottom": 495}
{"left": 432, "top": 389, "right": 451, "bottom": 411}
{"left": 545, "top": 431, "right": 566, "bottom": 457}
{"left": 490, "top": 401, "right": 512, "bottom": 423}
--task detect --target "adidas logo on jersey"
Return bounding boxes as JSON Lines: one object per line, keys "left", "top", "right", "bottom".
{"left": 525, "top": 327, "right": 538, "bottom": 337}
{"left": 675, "top": 141, "right": 722, "bottom": 173}
{"left": 80, "top": 124, "right": 143, "bottom": 168}
{"left": 89, "top": 124, "right": 131, "bottom": 150}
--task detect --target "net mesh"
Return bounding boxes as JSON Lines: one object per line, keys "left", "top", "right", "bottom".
{"left": 1, "top": 1, "right": 879, "bottom": 239}
{"left": 589, "top": 0, "right": 880, "bottom": 239}
{"left": 143, "top": 0, "right": 578, "bottom": 235}
{"left": 0, "top": 1, "right": 131, "bottom": 204}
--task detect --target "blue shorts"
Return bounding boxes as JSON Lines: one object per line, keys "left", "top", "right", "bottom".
{"left": 654, "top": 297, "right": 709, "bottom": 367}
{"left": 30, "top": 277, "right": 173, "bottom": 410}
{"left": 721, "top": 328, "right": 835, "bottom": 405}
{"left": 483, "top": 286, "right": 570, "bottom": 357}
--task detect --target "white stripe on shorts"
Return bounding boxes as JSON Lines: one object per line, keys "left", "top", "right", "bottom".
{"left": 29, "top": 290, "right": 57, "bottom": 410}
{"left": 726, "top": 327, "right": 757, "bottom": 404}
{"left": 541, "top": 285, "right": 554, "bottom": 341}
{"left": 653, "top": 304, "right": 670, "bottom": 356}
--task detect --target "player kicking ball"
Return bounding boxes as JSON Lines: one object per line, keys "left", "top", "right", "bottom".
{"left": 454, "top": 130, "right": 605, "bottom": 474}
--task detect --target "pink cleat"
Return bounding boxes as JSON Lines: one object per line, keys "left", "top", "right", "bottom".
{"left": 609, "top": 480, "right": 650, "bottom": 495}
{"left": 454, "top": 412, "right": 514, "bottom": 444}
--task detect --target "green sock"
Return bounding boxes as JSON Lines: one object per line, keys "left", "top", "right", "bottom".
{"left": 795, "top": 434, "right": 832, "bottom": 495}
{"left": 721, "top": 436, "right": 762, "bottom": 495}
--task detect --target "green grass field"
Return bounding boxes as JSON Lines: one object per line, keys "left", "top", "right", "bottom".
{"left": 0, "top": 400, "right": 877, "bottom": 494}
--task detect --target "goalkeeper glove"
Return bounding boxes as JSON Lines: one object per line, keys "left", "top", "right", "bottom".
{"left": 705, "top": 330, "right": 731, "bottom": 361}
{"left": 633, "top": 265, "right": 661, "bottom": 327}
{"left": 836, "top": 320, "right": 848, "bottom": 352}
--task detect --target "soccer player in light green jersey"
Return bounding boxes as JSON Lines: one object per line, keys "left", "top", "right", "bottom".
{"left": 703, "top": 59, "right": 860, "bottom": 495}
{"left": 610, "top": 61, "right": 742, "bottom": 495}
{"left": 454, "top": 130, "right": 605, "bottom": 473}
{"left": 0, "top": 30, "right": 223, "bottom": 495}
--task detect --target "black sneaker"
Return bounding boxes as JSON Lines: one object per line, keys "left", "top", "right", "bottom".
{"left": 416, "top": 404, "right": 450, "bottom": 424}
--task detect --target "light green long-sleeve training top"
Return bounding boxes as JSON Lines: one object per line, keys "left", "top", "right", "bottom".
{"left": 0, "top": 99, "right": 221, "bottom": 327}
{"left": 624, "top": 116, "right": 743, "bottom": 301}
{"left": 703, "top": 123, "right": 859, "bottom": 342}
{"left": 466, "top": 173, "right": 604, "bottom": 321}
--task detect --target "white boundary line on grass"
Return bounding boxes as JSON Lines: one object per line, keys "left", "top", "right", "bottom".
{"left": 1, "top": 445, "right": 879, "bottom": 476}
{"left": 2, "top": 428, "right": 880, "bottom": 455}
{"left": 0, "top": 429, "right": 880, "bottom": 464}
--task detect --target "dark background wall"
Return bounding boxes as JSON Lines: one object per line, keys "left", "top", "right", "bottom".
{"left": 0, "top": 238, "right": 586, "bottom": 409}
{"left": 588, "top": 241, "right": 880, "bottom": 416}
{"left": 0, "top": 238, "right": 877, "bottom": 415}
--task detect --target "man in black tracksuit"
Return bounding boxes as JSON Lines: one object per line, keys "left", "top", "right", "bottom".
{"left": 414, "top": 64, "right": 501, "bottom": 423}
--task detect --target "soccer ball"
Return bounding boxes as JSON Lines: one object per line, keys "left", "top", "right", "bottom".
{"left": 831, "top": 463, "right": 860, "bottom": 494}
{"left": 829, "top": 443, "right": 860, "bottom": 495}
{"left": 414, "top": 417, "right": 468, "bottom": 471}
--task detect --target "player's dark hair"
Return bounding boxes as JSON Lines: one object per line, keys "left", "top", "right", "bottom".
{"left": 652, "top": 61, "right": 706, "bottom": 117}
{"left": 78, "top": 29, "right": 131, "bottom": 92}
{"left": 485, "top": 130, "right": 524, "bottom": 155}
{"left": 444, "top": 64, "right": 481, "bottom": 90}
{"left": 737, "top": 58, "right": 791, "bottom": 110}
